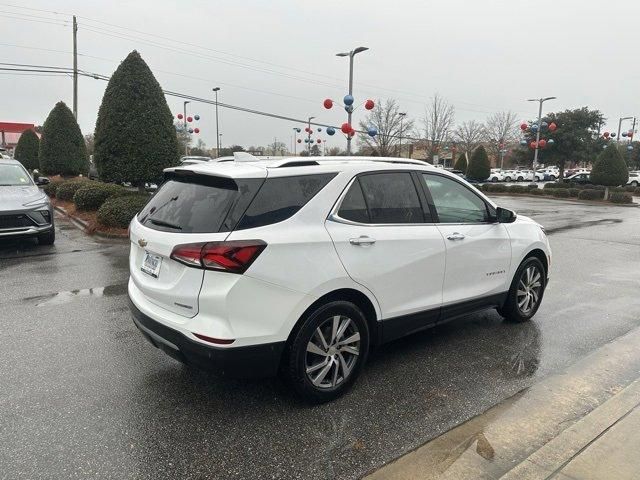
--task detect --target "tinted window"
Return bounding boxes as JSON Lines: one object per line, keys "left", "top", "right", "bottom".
{"left": 358, "top": 173, "right": 424, "bottom": 224}
{"left": 138, "top": 176, "right": 262, "bottom": 233}
{"left": 423, "top": 174, "right": 489, "bottom": 223}
{"left": 338, "top": 181, "right": 369, "bottom": 223}
{"left": 236, "top": 173, "right": 336, "bottom": 230}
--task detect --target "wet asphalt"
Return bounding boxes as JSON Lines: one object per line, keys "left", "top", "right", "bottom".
{"left": 1, "top": 197, "right": 639, "bottom": 480}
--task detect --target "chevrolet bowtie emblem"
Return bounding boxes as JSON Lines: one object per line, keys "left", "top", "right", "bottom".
{"left": 138, "top": 239, "right": 148, "bottom": 247}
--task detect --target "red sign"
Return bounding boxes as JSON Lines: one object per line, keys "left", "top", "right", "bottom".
{"left": 0, "top": 122, "right": 35, "bottom": 133}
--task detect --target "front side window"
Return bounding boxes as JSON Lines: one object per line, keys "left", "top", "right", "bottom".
{"left": 423, "top": 174, "right": 489, "bottom": 223}
{"left": 357, "top": 172, "right": 425, "bottom": 224}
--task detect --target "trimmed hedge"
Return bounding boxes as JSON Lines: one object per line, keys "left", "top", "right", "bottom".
{"left": 609, "top": 192, "right": 633, "bottom": 204}
{"left": 624, "top": 185, "right": 637, "bottom": 192}
{"left": 568, "top": 188, "right": 580, "bottom": 197}
{"left": 529, "top": 189, "right": 544, "bottom": 195}
{"left": 487, "top": 183, "right": 508, "bottom": 192}
{"left": 552, "top": 189, "right": 570, "bottom": 198}
{"left": 508, "top": 185, "right": 529, "bottom": 193}
{"left": 635, "top": 187, "right": 640, "bottom": 195}
{"left": 527, "top": 184, "right": 539, "bottom": 189}
{"left": 578, "top": 189, "right": 604, "bottom": 200}
{"left": 43, "top": 180, "right": 63, "bottom": 197}
{"left": 97, "top": 194, "right": 149, "bottom": 229}
{"left": 55, "top": 179, "right": 92, "bottom": 201}
{"left": 73, "top": 182, "right": 128, "bottom": 211}
{"left": 544, "top": 182, "right": 571, "bottom": 189}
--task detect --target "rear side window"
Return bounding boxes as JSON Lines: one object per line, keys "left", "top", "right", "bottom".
{"left": 235, "top": 173, "right": 336, "bottom": 230}
{"left": 138, "top": 176, "right": 262, "bottom": 233}
{"left": 357, "top": 173, "right": 425, "bottom": 224}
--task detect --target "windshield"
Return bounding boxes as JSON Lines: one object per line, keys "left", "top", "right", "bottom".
{"left": 0, "top": 164, "right": 33, "bottom": 186}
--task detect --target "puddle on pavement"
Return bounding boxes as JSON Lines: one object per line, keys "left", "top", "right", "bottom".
{"left": 546, "top": 218, "right": 622, "bottom": 234}
{"left": 25, "top": 283, "right": 128, "bottom": 307}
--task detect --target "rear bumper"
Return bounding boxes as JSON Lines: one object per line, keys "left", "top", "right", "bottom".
{"left": 129, "top": 298, "right": 285, "bottom": 378}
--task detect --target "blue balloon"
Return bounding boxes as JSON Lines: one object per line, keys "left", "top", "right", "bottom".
{"left": 547, "top": 138, "right": 555, "bottom": 145}
{"left": 194, "top": 114, "right": 200, "bottom": 121}
{"left": 304, "top": 138, "right": 310, "bottom": 143}
{"left": 317, "top": 127, "right": 322, "bottom": 132}
{"left": 531, "top": 124, "right": 539, "bottom": 131}
{"left": 344, "top": 105, "right": 353, "bottom": 113}
{"left": 541, "top": 121, "right": 548, "bottom": 129}
{"left": 343, "top": 94, "right": 354, "bottom": 106}
{"left": 326, "top": 127, "right": 336, "bottom": 136}
{"left": 296, "top": 128, "right": 301, "bottom": 133}
{"left": 611, "top": 132, "right": 617, "bottom": 137}
{"left": 367, "top": 127, "right": 378, "bottom": 137}
{"left": 622, "top": 132, "right": 628, "bottom": 137}
{"left": 628, "top": 145, "right": 634, "bottom": 151}
{"left": 520, "top": 139, "right": 527, "bottom": 146}
{"left": 188, "top": 128, "right": 194, "bottom": 133}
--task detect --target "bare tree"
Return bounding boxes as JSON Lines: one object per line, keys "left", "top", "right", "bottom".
{"left": 422, "top": 93, "right": 455, "bottom": 161}
{"left": 357, "top": 99, "right": 414, "bottom": 156}
{"left": 453, "top": 120, "right": 485, "bottom": 155}
{"left": 484, "top": 111, "right": 520, "bottom": 160}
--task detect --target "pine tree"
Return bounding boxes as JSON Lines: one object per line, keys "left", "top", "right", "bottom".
{"left": 39, "top": 102, "right": 88, "bottom": 176}
{"left": 14, "top": 129, "right": 40, "bottom": 171}
{"left": 466, "top": 145, "right": 490, "bottom": 181}
{"left": 591, "top": 142, "right": 629, "bottom": 199}
{"left": 94, "top": 51, "right": 178, "bottom": 188}
{"left": 454, "top": 152, "right": 467, "bottom": 173}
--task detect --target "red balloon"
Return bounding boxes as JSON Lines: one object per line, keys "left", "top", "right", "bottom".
{"left": 548, "top": 122, "right": 557, "bottom": 132}
{"left": 603, "top": 131, "right": 610, "bottom": 137}
{"left": 530, "top": 141, "right": 537, "bottom": 149}
{"left": 365, "top": 99, "right": 375, "bottom": 110}
{"left": 317, "top": 139, "right": 322, "bottom": 144}
{"left": 341, "top": 123, "right": 351, "bottom": 134}
{"left": 349, "top": 128, "right": 356, "bottom": 137}
{"left": 194, "top": 128, "right": 200, "bottom": 134}
{"left": 323, "top": 98, "right": 333, "bottom": 109}
{"left": 538, "top": 139, "right": 547, "bottom": 148}
{"left": 187, "top": 116, "right": 193, "bottom": 122}
{"left": 297, "top": 139, "right": 302, "bottom": 143}
{"left": 520, "top": 122, "right": 528, "bottom": 131}
{"left": 177, "top": 113, "right": 184, "bottom": 119}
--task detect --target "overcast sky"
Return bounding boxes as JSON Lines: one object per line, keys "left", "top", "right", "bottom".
{"left": 2, "top": 0, "right": 638, "bottom": 151}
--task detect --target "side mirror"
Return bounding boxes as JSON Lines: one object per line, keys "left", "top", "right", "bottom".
{"left": 496, "top": 207, "right": 517, "bottom": 223}
{"left": 36, "top": 177, "right": 50, "bottom": 186}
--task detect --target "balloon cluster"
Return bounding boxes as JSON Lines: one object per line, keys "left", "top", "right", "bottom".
{"left": 176, "top": 113, "right": 200, "bottom": 134}
{"left": 323, "top": 95, "right": 377, "bottom": 137}
{"left": 520, "top": 121, "right": 556, "bottom": 149}
{"left": 296, "top": 125, "right": 326, "bottom": 144}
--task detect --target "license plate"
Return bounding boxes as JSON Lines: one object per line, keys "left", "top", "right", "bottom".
{"left": 141, "top": 251, "right": 162, "bottom": 278}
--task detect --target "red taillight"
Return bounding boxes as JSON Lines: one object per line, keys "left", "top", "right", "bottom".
{"left": 170, "top": 240, "right": 266, "bottom": 273}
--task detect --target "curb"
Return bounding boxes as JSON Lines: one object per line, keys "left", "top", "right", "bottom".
{"left": 53, "top": 205, "right": 128, "bottom": 239}
{"left": 486, "top": 192, "right": 640, "bottom": 207}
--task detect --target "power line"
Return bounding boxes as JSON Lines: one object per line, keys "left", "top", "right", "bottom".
{"left": 0, "top": 13, "right": 68, "bottom": 26}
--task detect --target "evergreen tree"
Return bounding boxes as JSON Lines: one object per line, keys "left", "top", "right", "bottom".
{"left": 14, "top": 129, "right": 40, "bottom": 170}
{"left": 94, "top": 51, "right": 178, "bottom": 188}
{"left": 39, "top": 101, "right": 88, "bottom": 176}
{"left": 466, "top": 145, "right": 490, "bottom": 181}
{"left": 591, "top": 142, "right": 629, "bottom": 199}
{"left": 454, "top": 152, "right": 467, "bottom": 172}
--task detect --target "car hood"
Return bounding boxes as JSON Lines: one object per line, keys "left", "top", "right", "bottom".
{"left": 0, "top": 185, "right": 48, "bottom": 211}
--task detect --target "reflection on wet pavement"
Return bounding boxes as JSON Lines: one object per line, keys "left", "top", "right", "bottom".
{"left": 24, "top": 284, "right": 128, "bottom": 307}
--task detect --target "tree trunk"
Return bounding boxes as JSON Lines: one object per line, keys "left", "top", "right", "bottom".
{"left": 604, "top": 186, "right": 609, "bottom": 200}
{"left": 137, "top": 180, "right": 146, "bottom": 193}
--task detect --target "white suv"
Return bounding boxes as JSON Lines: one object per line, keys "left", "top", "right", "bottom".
{"left": 128, "top": 155, "right": 551, "bottom": 402}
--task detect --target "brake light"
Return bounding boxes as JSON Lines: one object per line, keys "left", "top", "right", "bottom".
{"left": 170, "top": 240, "right": 266, "bottom": 273}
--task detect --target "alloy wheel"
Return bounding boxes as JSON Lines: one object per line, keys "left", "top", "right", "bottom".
{"left": 305, "top": 315, "right": 361, "bottom": 389}
{"left": 516, "top": 265, "right": 543, "bottom": 315}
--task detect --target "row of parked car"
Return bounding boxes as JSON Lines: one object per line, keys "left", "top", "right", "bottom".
{"left": 562, "top": 170, "right": 640, "bottom": 186}
{"left": 486, "top": 167, "right": 565, "bottom": 183}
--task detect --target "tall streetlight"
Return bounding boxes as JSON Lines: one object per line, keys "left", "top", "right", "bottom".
{"left": 307, "top": 116, "right": 315, "bottom": 154}
{"left": 336, "top": 46, "right": 369, "bottom": 155}
{"left": 183, "top": 101, "right": 190, "bottom": 155}
{"left": 527, "top": 96, "right": 556, "bottom": 168}
{"left": 212, "top": 87, "right": 221, "bottom": 156}
{"left": 617, "top": 116, "right": 633, "bottom": 143}
{"left": 398, "top": 112, "right": 407, "bottom": 157}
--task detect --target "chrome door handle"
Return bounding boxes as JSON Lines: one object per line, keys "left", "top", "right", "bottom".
{"left": 447, "top": 232, "right": 465, "bottom": 241}
{"left": 349, "top": 236, "right": 376, "bottom": 246}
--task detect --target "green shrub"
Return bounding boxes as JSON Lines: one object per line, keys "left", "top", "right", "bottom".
{"left": 568, "top": 188, "right": 580, "bottom": 197}
{"left": 609, "top": 192, "right": 633, "bottom": 204}
{"left": 593, "top": 185, "right": 606, "bottom": 191}
{"left": 529, "top": 189, "right": 544, "bottom": 195}
{"left": 624, "top": 185, "right": 637, "bottom": 192}
{"left": 527, "top": 184, "right": 539, "bottom": 189}
{"left": 488, "top": 183, "right": 507, "bottom": 193}
{"left": 552, "top": 189, "right": 570, "bottom": 198}
{"left": 591, "top": 143, "right": 629, "bottom": 188}
{"left": 454, "top": 153, "right": 467, "bottom": 173}
{"left": 97, "top": 194, "right": 149, "bottom": 229}
{"left": 578, "top": 189, "right": 604, "bottom": 200}
{"left": 14, "top": 129, "right": 40, "bottom": 171}
{"left": 39, "top": 101, "right": 88, "bottom": 176}
{"left": 509, "top": 185, "right": 528, "bottom": 193}
{"left": 55, "top": 179, "right": 92, "bottom": 201}
{"left": 634, "top": 187, "right": 640, "bottom": 195}
{"left": 544, "top": 182, "right": 570, "bottom": 189}
{"left": 466, "top": 145, "right": 490, "bottom": 181}
{"left": 610, "top": 186, "right": 626, "bottom": 193}
{"left": 581, "top": 184, "right": 595, "bottom": 190}
{"left": 43, "top": 180, "right": 63, "bottom": 197}
{"left": 73, "top": 182, "right": 128, "bottom": 211}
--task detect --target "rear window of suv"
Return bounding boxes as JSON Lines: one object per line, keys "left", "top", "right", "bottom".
{"left": 138, "top": 172, "right": 336, "bottom": 233}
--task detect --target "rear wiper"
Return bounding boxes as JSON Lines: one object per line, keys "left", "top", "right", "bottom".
{"left": 148, "top": 218, "right": 182, "bottom": 230}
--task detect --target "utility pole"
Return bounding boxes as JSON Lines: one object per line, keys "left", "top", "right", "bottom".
{"left": 183, "top": 101, "right": 190, "bottom": 156}
{"left": 618, "top": 116, "right": 633, "bottom": 143}
{"left": 527, "top": 96, "right": 556, "bottom": 169}
{"left": 72, "top": 15, "right": 78, "bottom": 120}
{"left": 631, "top": 117, "right": 636, "bottom": 142}
{"left": 398, "top": 112, "right": 406, "bottom": 157}
{"left": 212, "top": 87, "right": 221, "bottom": 156}
{"left": 336, "top": 46, "right": 369, "bottom": 155}
{"left": 307, "top": 116, "right": 315, "bottom": 154}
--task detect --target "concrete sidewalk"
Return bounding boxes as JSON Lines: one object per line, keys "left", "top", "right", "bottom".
{"left": 364, "top": 327, "right": 640, "bottom": 480}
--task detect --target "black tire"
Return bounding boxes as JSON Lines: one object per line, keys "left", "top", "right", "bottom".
{"left": 631, "top": 181, "right": 639, "bottom": 187}
{"left": 492, "top": 177, "right": 498, "bottom": 183}
{"left": 517, "top": 177, "right": 524, "bottom": 182}
{"left": 549, "top": 175, "right": 557, "bottom": 181}
{"left": 504, "top": 176, "right": 512, "bottom": 182}
{"left": 498, "top": 257, "right": 546, "bottom": 323}
{"left": 37, "top": 228, "right": 55, "bottom": 245}
{"left": 282, "top": 301, "right": 370, "bottom": 403}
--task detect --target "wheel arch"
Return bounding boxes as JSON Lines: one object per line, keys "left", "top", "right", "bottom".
{"left": 524, "top": 248, "right": 548, "bottom": 278}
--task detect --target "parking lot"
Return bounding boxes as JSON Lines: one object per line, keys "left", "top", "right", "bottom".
{"left": 1, "top": 196, "right": 640, "bottom": 480}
